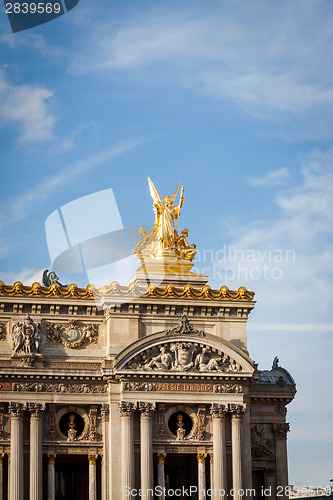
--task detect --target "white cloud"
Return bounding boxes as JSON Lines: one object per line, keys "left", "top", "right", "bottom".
{"left": 248, "top": 167, "right": 289, "bottom": 187}
{"left": 0, "top": 32, "right": 61, "bottom": 58}
{"left": 68, "top": 1, "right": 333, "bottom": 128}
{"left": 0, "top": 69, "right": 56, "bottom": 144}
{"left": 0, "top": 267, "right": 45, "bottom": 285}
{"left": 0, "top": 139, "right": 144, "bottom": 250}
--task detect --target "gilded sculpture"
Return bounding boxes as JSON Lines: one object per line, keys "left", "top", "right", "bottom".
{"left": 133, "top": 178, "right": 198, "bottom": 275}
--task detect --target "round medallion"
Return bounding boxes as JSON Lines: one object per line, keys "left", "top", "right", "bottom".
{"left": 65, "top": 328, "right": 80, "bottom": 342}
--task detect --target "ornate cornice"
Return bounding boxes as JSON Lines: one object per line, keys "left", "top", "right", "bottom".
{"left": 0, "top": 281, "right": 254, "bottom": 301}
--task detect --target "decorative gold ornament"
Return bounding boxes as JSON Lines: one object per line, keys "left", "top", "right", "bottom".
{"left": 47, "top": 454, "right": 56, "bottom": 464}
{"left": 157, "top": 452, "right": 167, "bottom": 463}
{"left": 88, "top": 454, "right": 98, "bottom": 465}
{"left": 197, "top": 453, "right": 207, "bottom": 464}
{"left": 132, "top": 178, "right": 199, "bottom": 276}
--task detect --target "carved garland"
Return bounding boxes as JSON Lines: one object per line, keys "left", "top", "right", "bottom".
{"left": 46, "top": 320, "right": 98, "bottom": 348}
{"left": 0, "top": 323, "right": 6, "bottom": 341}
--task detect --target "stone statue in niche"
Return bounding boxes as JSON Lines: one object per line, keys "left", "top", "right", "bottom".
{"left": 67, "top": 414, "right": 77, "bottom": 442}
{"left": 176, "top": 414, "right": 186, "bottom": 440}
{"left": 11, "top": 315, "right": 41, "bottom": 357}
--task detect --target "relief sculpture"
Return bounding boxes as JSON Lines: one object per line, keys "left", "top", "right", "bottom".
{"left": 126, "top": 342, "right": 242, "bottom": 373}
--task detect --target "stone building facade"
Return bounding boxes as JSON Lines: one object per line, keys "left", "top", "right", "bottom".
{"left": 0, "top": 278, "right": 296, "bottom": 500}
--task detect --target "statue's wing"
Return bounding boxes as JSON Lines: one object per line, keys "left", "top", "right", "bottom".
{"left": 148, "top": 177, "right": 162, "bottom": 205}
{"left": 171, "top": 180, "right": 181, "bottom": 204}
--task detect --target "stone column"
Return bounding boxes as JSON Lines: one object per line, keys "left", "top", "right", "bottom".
{"left": 210, "top": 454, "right": 214, "bottom": 495}
{"left": 138, "top": 402, "right": 156, "bottom": 500}
{"left": 101, "top": 404, "right": 110, "bottom": 500}
{"left": 210, "top": 404, "right": 228, "bottom": 500}
{"left": 273, "top": 423, "right": 290, "bottom": 500}
{"left": 242, "top": 406, "right": 253, "bottom": 497}
{"left": 197, "top": 453, "right": 207, "bottom": 500}
{"left": 47, "top": 454, "right": 56, "bottom": 500}
{"left": 119, "top": 402, "right": 136, "bottom": 499}
{"left": 230, "top": 405, "right": 246, "bottom": 500}
{"left": 157, "top": 452, "right": 166, "bottom": 500}
{"left": 88, "top": 454, "right": 99, "bottom": 500}
{"left": 0, "top": 453, "right": 5, "bottom": 500}
{"left": 28, "top": 403, "right": 46, "bottom": 500}
{"left": 9, "top": 402, "right": 25, "bottom": 500}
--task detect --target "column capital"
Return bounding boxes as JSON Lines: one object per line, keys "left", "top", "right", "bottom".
{"left": 47, "top": 453, "right": 57, "bottom": 464}
{"left": 9, "top": 401, "right": 27, "bottom": 416}
{"left": 137, "top": 401, "right": 156, "bottom": 416}
{"left": 100, "top": 404, "right": 109, "bottom": 421}
{"left": 157, "top": 452, "right": 166, "bottom": 464}
{"left": 210, "top": 403, "right": 228, "bottom": 417}
{"left": 28, "top": 402, "right": 46, "bottom": 416}
{"left": 272, "top": 423, "right": 290, "bottom": 438}
{"left": 119, "top": 401, "right": 136, "bottom": 416}
{"left": 197, "top": 453, "right": 207, "bottom": 464}
{"left": 88, "top": 454, "right": 98, "bottom": 465}
{"left": 230, "top": 404, "right": 246, "bottom": 418}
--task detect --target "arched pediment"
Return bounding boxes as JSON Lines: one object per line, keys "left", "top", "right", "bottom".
{"left": 114, "top": 315, "right": 255, "bottom": 375}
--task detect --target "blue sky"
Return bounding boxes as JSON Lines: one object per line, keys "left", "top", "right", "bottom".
{"left": 1, "top": 0, "right": 333, "bottom": 487}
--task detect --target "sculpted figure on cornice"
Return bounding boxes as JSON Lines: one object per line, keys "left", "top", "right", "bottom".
{"left": 11, "top": 315, "right": 41, "bottom": 356}
{"left": 46, "top": 319, "right": 98, "bottom": 348}
{"left": 165, "top": 314, "right": 205, "bottom": 337}
{"left": 126, "top": 342, "right": 243, "bottom": 373}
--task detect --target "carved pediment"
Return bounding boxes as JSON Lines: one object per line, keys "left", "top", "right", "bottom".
{"left": 123, "top": 341, "right": 243, "bottom": 373}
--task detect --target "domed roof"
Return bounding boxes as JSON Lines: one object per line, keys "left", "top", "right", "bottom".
{"left": 257, "top": 357, "right": 295, "bottom": 386}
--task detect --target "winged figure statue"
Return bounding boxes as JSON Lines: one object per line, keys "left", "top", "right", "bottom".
{"left": 148, "top": 177, "right": 184, "bottom": 252}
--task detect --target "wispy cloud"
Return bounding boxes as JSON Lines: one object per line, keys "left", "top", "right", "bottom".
{"left": 0, "top": 69, "right": 56, "bottom": 144}
{"left": 0, "top": 139, "right": 144, "bottom": 249}
{"left": 0, "top": 267, "right": 45, "bottom": 285}
{"left": 68, "top": 2, "right": 333, "bottom": 132}
{"left": 248, "top": 167, "right": 290, "bottom": 187}
{"left": 0, "top": 32, "right": 62, "bottom": 58}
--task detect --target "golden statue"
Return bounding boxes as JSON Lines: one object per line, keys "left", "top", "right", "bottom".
{"left": 133, "top": 177, "right": 200, "bottom": 277}
{"left": 148, "top": 177, "right": 184, "bottom": 253}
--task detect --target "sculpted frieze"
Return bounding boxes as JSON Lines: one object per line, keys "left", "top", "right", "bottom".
{"left": 12, "top": 382, "right": 106, "bottom": 393}
{"left": 46, "top": 320, "right": 98, "bottom": 348}
{"left": 214, "top": 384, "right": 243, "bottom": 393}
{"left": 125, "top": 342, "right": 243, "bottom": 373}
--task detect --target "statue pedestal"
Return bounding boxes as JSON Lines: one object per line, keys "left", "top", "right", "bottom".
{"left": 127, "top": 254, "right": 208, "bottom": 288}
